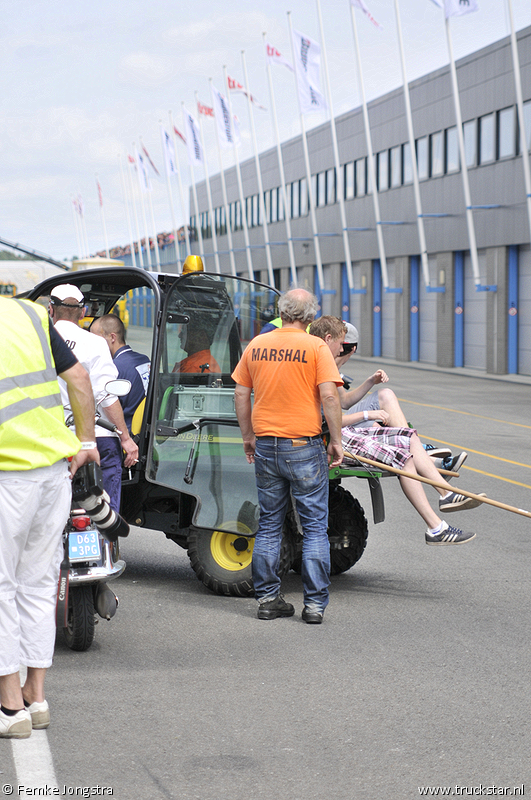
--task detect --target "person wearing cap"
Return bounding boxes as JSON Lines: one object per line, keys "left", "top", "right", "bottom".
{"left": 0, "top": 294, "right": 98, "bottom": 739}
{"left": 48, "top": 284, "right": 138, "bottom": 512}
{"left": 172, "top": 319, "right": 221, "bottom": 374}
{"left": 310, "top": 316, "right": 484, "bottom": 545}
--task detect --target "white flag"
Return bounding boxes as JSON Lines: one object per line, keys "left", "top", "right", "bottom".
{"left": 291, "top": 29, "right": 328, "bottom": 115}
{"left": 350, "top": 0, "right": 382, "bottom": 29}
{"left": 265, "top": 42, "right": 294, "bottom": 72}
{"left": 183, "top": 109, "right": 204, "bottom": 167}
{"left": 430, "top": 0, "right": 479, "bottom": 17}
{"left": 211, "top": 84, "right": 239, "bottom": 149}
{"left": 161, "top": 126, "right": 178, "bottom": 176}
{"left": 227, "top": 76, "right": 267, "bottom": 111}
{"left": 134, "top": 149, "right": 151, "bottom": 193}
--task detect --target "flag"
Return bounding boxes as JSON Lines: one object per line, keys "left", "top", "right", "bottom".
{"left": 127, "top": 154, "right": 136, "bottom": 165}
{"left": 161, "top": 127, "right": 178, "bottom": 176}
{"left": 77, "top": 195, "right": 84, "bottom": 217}
{"left": 135, "top": 148, "right": 151, "bottom": 192}
{"left": 211, "top": 84, "right": 239, "bottom": 149}
{"left": 183, "top": 108, "right": 204, "bottom": 166}
{"left": 265, "top": 42, "right": 294, "bottom": 72}
{"left": 173, "top": 125, "right": 186, "bottom": 145}
{"left": 291, "top": 29, "right": 328, "bottom": 115}
{"left": 197, "top": 101, "right": 214, "bottom": 117}
{"left": 430, "top": 0, "right": 479, "bottom": 17}
{"left": 96, "top": 180, "right": 103, "bottom": 207}
{"left": 350, "top": 0, "right": 382, "bottom": 29}
{"left": 141, "top": 143, "right": 161, "bottom": 178}
{"left": 227, "top": 75, "right": 267, "bottom": 110}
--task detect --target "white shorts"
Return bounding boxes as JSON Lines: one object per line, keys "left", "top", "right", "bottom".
{"left": 0, "top": 460, "right": 72, "bottom": 674}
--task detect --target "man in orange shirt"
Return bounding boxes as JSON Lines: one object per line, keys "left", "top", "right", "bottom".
{"left": 232, "top": 288, "right": 343, "bottom": 624}
{"left": 172, "top": 320, "right": 221, "bottom": 374}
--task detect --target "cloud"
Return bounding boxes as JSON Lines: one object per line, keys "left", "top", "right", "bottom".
{"left": 119, "top": 51, "right": 177, "bottom": 87}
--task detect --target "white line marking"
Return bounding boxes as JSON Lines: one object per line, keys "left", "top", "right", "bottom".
{"left": 11, "top": 731, "right": 59, "bottom": 790}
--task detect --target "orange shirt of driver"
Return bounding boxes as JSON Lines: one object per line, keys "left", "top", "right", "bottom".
{"left": 173, "top": 349, "right": 221, "bottom": 373}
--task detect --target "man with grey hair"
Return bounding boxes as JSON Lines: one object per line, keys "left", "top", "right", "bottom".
{"left": 232, "top": 288, "right": 343, "bottom": 624}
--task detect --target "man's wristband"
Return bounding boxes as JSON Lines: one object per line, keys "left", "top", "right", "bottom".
{"left": 79, "top": 441, "right": 98, "bottom": 450}
{"left": 363, "top": 410, "right": 369, "bottom": 421}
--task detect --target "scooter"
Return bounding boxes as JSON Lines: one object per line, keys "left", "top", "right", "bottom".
{"left": 58, "top": 379, "right": 131, "bottom": 652}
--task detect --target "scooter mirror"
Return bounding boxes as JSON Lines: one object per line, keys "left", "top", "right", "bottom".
{"left": 104, "top": 379, "right": 131, "bottom": 397}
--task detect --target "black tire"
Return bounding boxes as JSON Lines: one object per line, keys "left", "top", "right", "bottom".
{"left": 290, "top": 484, "right": 369, "bottom": 575}
{"left": 328, "top": 485, "right": 368, "bottom": 575}
{"left": 63, "top": 585, "right": 95, "bottom": 651}
{"left": 187, "top": 519, "right": 296, "bottom": 597}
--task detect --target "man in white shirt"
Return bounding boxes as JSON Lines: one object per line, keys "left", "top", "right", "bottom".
{"left": 49, "top": 284, "right": 138, "bottom": 512}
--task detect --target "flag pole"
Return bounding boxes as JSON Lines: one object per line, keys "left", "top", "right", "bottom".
{"left": 195, "top": 91, "right": 221, "bottom": 274}
{"left": 393, "top": 0, "right": 431, "bottom": 289}
{"left": 181, "top": 104, "right": 205, "bottom": 265}
{"left": 209, "top": 79, "right": 237, "bottom": 277}
{"left": 287, "top": 11, "right": 325, "bottom": 293}
{"left": 223, "top": 64, "right": 254, "bottom": 280}
{"left": 316, "top": 0, "right": 353, "bottom": 294}
{"left": 95, "top": 175, "right": 110, "bottom": 258}
{"left": 139, "top": 138, "right": 162, "bottom": 272}
{"left": 507, "top": 0, "right": 531, "bottom": 242}
{"left": 349, "top": 1, "right": 389, "bottom": 289}
{"left": 133, "top": 144, "right": 153, "bottom": 271}
{"left": 262, "top": 34, "right": 298, "bottom": 287}
{"left": 70, "top": 197, "right": 83, "bottom": 259}
{"left": 169, "top": 110, "right": 191, "bottom": 259}
{"left": 118, "top": 156, "right": 137, "bottom": 268}
{"left": 241, "top": 50, "right": 275, "bottom": 288}
{"left": 160, "top": 123, "right": 182, "bottom": 271}
{"left": 126, "top": 155, "right": 145, "bottom": 269}
{"left": 444, "top": 15, "right": 480, "bottom": 287}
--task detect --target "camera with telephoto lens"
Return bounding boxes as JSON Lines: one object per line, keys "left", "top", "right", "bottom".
{"left": 71, "top": 462, "right": 130, "bottom": 542}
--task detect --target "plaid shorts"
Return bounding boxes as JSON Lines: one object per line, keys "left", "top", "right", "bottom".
{"left": 341, "top": 426, "right": 416, "bottom": 470}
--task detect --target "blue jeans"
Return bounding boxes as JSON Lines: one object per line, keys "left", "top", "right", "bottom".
{"left": 96, "top": 437, "right": 122, "bottom": 513}
{"left": 252, "top": 436, "right": 330, "bottom": 612}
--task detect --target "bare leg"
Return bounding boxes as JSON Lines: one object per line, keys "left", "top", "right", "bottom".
{"left": 0, "top": 673, "right": 23, "bottom": 711}
{"left": 22, "top": 668, "right": 46, "bottom": 705}
{"left": 377, "top": 388, "right": 409, "bottom": 427}
{"left": 397, "top": 458, "right": 442, "bottom": 528}
{"left": 409, "top": 434, "right": 455, "bottom": 497}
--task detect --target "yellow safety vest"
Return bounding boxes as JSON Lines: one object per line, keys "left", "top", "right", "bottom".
{"left": 0, "top": 297, "right": 81, "bottom": 470}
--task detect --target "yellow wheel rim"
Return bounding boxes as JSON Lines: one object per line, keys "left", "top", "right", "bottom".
{"left": 210, "top": 522, "right": 254, "bottom": 572}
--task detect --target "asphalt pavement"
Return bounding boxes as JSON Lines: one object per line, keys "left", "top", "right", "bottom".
{"left": 1, "top": 361, "right": 530, "bottom": 800}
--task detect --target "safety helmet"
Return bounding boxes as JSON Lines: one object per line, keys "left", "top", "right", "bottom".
{"left": 182, "top": 255, "right": 204, "bottom": 274}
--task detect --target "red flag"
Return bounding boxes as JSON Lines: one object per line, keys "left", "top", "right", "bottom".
{"left": 173, "top": 125, "right": 187, "bottom": 145}
{"left": 96, "top": 180, "right": 103, "bottom": 208}
{"left": 141, "top": 143, "right": 161, "bottom": 177}
{"left": 197, "top": 101, "right": 214, "bottom": 117}
{"left": 227, "top": 75, "right": 267, "bottom": 111}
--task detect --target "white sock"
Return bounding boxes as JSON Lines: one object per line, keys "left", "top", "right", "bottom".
{"left": 428, "top": 521, "right": 448, "bottom": 535}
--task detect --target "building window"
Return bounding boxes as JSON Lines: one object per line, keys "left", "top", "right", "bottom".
{"left": 446, "top": 126, "right": 459, "bottom": 173}
{"left": 252, "top": 194, "right": 260, "bottom": 227}
{"left": 278, "top": 189, "right": 285, "bottom": 221}
{"left": 416, "top": 136, "right": 428, "bottom": 180}
{"left": 430, "top": 131, "right": 444, "bottom": 177}
{"left": 300, "top": 177, "right": 308, "bottom": 216}
{"left": 355, "top": 158, "right": 366, "bottom": 196}
{"left": 317, "top": 172, "right": 326, "bottom": 207}
{"left": 345, "top": 162, "right": 355, "bottom": 199}
{"left": 523, "top": 99, "right": 531, "bottom": 151}
{"left": 403, "top": 142, "right": 412, "bottom": 184}
{"left": 498, "top": 106, "right": 515, "bottom": 159}
{"left": 311, "top": 174, "right": 318, "bottom": 208}
{"left": 377, "top": 150, "right": 388, "bottom": 191}
{"left": 291, "top": 182, "right": 299, "bottom": 219}
{"left": 463, "top": 119, "right": 476, "bottom": 167}
{"left": 271, "top": 188, "right": 278, "bottom": 222}
{"left": 479, "top": 113, "right": 495, "bottom": 164}
{"left": 390, "top": 146, "right": 401, "bottom": 188}
{"left": 326, "top": 168, "right": 336, "bottom": 204}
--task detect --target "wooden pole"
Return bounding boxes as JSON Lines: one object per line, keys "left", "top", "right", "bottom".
{"left": 344, "top": 450, "right": 531, "bottom": 520}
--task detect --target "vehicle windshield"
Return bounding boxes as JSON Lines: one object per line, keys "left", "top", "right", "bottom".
{"left": 147, "top": 274, "right": 277, "bottom": 534}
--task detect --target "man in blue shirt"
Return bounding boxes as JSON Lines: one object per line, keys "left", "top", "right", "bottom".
{"left": 91, "top": 315, "right": 150, "bottom": 433}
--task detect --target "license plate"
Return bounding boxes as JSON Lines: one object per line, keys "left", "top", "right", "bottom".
{"left": 68, "top": 530, "right": 101, "bottom": 562}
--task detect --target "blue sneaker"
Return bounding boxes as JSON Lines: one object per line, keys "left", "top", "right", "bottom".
{"left": 425, "top": 522, "right": 476, "bottom": 545}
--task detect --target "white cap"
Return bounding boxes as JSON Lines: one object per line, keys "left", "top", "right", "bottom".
{"left": 343, "top": 322, "right": 359, "bottom": 344}
{"left": 50, "top": 284, "right": 85, "bottom": 305}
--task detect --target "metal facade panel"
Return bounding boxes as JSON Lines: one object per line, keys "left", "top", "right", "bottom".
{"left": 463, "top": 251, "right": 487, "bottom": 370}
{"left": 418, "top": 256, "right": 437, "bottom": 365}
{"left": 518, "top": 245, "right": 531, "bottom": 376}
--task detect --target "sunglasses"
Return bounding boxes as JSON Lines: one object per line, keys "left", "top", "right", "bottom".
{"left": 341, "top": 342, "right": 357, "bottom": 354}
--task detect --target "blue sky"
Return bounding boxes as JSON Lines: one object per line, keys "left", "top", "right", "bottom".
{"left": 1, "top": 0, "right": 531, "bottom": 261}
